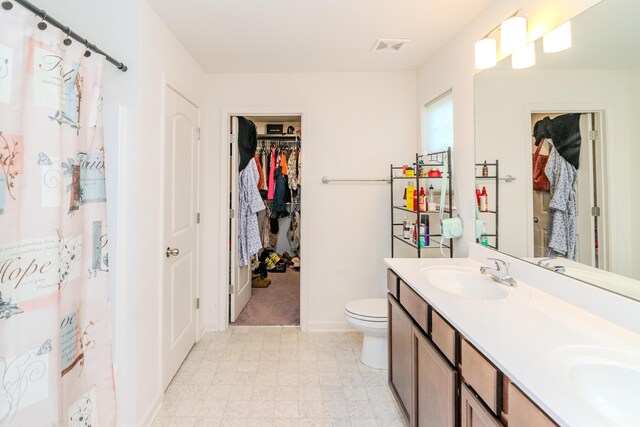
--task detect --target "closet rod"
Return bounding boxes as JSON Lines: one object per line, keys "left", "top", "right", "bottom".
{"left": 4, "top": 0, "right": 128, "bottom": 71}
{"left": 321, "top": 176, "right": 390, "bottom": 184}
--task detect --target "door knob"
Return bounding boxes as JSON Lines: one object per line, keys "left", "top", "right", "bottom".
{"left": 166, "top": 247, "right": 180, "bottom": 258}
{"left": 533, "top": 217, "right": 539, "bottom": 223}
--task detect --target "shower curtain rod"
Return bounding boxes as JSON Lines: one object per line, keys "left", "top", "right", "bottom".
{"left": 5, "top": 0, "right": 128, "bottom": 72}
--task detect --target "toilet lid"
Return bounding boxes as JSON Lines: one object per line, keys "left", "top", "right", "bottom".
{"left": 345, "top": 298, "right": 387, "bottom": 320}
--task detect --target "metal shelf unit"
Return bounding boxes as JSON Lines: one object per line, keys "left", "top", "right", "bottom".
{"left": 475, "top": 160, "right": 499, "bottom": 250}
{"left": 390, "top": 148, "right": 454, "bottom": 258}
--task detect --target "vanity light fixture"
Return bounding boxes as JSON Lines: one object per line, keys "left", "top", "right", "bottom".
{"left": 500, "top": 15, "right": 528, "bottom": 56}
{"left": 512, "top": 42, "right": 536, "bottom": 69}
{"left": 475, "top": 38, "right": 497, "bottom": 69}
{"left": 543, "top": 21, "right": 572, "bottom": 53}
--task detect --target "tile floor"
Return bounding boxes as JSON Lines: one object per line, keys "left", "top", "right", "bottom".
{"left": 153, "top": 326, "right": 405, "bottom": 427}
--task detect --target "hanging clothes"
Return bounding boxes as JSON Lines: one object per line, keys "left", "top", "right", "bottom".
{"left": 273, "top": 166, "right": 288, "bottom": 215}
{"left": 545, "top": 146, "right": 578, "bottom": 260}
{"left": 254, "top": 154, "right": 265, "bottom": 190}
{"left": 288, "top": 148, "right": 299, "bottom": 190}
{"left": 267, "top": 147, "right": 277, "bottom": 200}
{"left": 238, "top": 117, "right": 257, "bottom": 172}
{"left": 287, "top": 210, "right": 301, "bottom": 255}
{"left": 239, "top": 158, "right": 265, "bottom": 266}
{"left": 260, "top": 150, "right": 268, "bottom": 191}
{"left": 280, "top": 151, "right": 288, "bottom": 175}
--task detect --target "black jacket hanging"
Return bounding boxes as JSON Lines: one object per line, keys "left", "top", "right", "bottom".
{"left": 238, "top": 116, "right": 257, "bottom": 172}
{"left": 533, "top": 113, "right": 582, "bottom": 169}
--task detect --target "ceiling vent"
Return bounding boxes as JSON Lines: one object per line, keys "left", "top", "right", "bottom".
{"left": 372, "top": 38, "right": 410, "bottom": 53}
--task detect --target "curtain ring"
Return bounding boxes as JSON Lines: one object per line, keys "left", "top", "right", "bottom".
{"left": 84, "top": 41, "right": 92, "bottom": 58}
{"left": 1, "top": 1, "right": 14, "bottom": 11}
{"left": 63, "top": 27, "right": 72, "bottom": 46}
{"left": 37, "top": 11, "right": 48, "bottom": 30}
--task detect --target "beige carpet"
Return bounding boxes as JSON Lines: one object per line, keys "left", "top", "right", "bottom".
{"left": 233, "top": 269, "right": 300, "bottom": 326}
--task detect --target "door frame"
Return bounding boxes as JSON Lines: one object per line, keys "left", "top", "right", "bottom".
{"left": 218, "top": 106, "right": 308, "bottom": 331}
{"left": 160, "top": 82, "right": 202, "bottom": 388}
{"left": 523, "top": 104, "right": 610, "bottom": 270}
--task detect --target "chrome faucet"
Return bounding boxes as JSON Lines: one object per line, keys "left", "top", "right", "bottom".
{"left": 480, "top": 258, "right": 517, "bottom": 287}
{"left": 536, "top": 257, "right": 566, "bottom": 273}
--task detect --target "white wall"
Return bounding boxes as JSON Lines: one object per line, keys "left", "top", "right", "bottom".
{"left": 474, "top": 68, "right": 633, "bottom": 277}
{"left": 201, "top": 72, "right": 417, "bottom": 331}
{"left": 136, "top": 2, "right": 207, "bottom": 425}
{"left": 416, "top": 0, "right": 601, "bottom": 257}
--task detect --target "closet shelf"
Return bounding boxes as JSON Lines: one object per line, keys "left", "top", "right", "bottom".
{"left": 477, "top": 210, "right": 497, "bottom": 214}
{"left": 475, "top": 176, "right": 498, "bottom": 179}
{"left": 391, "top": 176, "right": 446, "bottom": 180}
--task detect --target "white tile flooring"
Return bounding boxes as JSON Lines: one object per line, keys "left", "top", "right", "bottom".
{"left": 153, "top": 326, "right": 405, "bottom": 427}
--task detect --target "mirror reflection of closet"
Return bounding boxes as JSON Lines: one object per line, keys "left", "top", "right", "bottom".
{"left": 531, "top": 112, "right": 605, "bottom": 268}
{"left": 474, "top": 0, "right": 640, "bottom": 301}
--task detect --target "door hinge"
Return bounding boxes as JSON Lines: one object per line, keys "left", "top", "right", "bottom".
{"left": 228, "top": 284, "right": 234, "bottom": 294}
{"left": 229, "top": 208, "right": 235, "bottom": 218}
{"left": 195, "top": 298, "right": 200, "bottom": 309}
{"left": 196, "top": 212, "right": 201, "bottom": 224}
{"left": 592, "top": 206, "right": 601, "bottom": 217}
{"left": 195, "top": 127, "right": 201, "bottom": 140}
{"left": 589, "top": 130, "right": 599, "bottom": 141}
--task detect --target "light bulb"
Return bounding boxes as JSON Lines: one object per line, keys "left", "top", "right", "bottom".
{"left": 501, "top": 16, "right": 527, "bottom": 56}
{"left": 512, "top": 42, "right": 536, "bottom": 69}
{"left": 475, "top": 38, "right": 497, "bottom": 69}
{"left": 543, "top": 21, "right": 572, "bottom": 53}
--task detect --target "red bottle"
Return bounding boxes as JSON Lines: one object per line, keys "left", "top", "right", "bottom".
{"left": 475, "top": 186, "right": 481, "bottom": 209}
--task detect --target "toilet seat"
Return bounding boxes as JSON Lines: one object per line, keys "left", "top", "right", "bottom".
{"left": 344, "top": 298, "right": 387, "bottom": 322}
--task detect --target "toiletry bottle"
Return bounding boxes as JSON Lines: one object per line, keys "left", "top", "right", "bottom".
{"left": 412, "top": 222, "right": 417, "bottom": 243}
{"left": 482, "top": 161, "right": 489, "bottom": 177}
{"left": 480, "top": 224, "right": 489, "bottom": 246}
{"left": 428, "top": 184, "right": 435, "bottom": 211}
{"left": 475, "top": 185, "right": 481, "bottom": 210}
{"left": 419, "top": 223, "right": 425, "bottom": 247}
{"left": 419, "top": 187, "right": 426, "bottom": 212}
{"left": 413, "top": 191, "right": 418, "bottom": 212}
{"left": 480, "top": 186, "right": 488, "bottom": 212}
{"left": 403, "top": 215, "right": 410, "bottom": 239}
{"left": 402, "top": 187, "right": 407, "bottom": 207}
{"left": 424, "top": 216, "right": 430, "bottom": 246}
{"left": 406, "top": 185, "right": 415, "bottom": 211}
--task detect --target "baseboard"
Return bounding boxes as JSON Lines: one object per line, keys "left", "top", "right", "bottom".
{"left": 200, "top": 321, "right": 220, "bottom": 338}
{"left": 139, "top": 392, "right": 163, "bottom": 427}
{"left": 308, "top": 321, "right": 356, "bottom": 332}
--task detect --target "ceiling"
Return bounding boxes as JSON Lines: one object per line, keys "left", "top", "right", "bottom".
{"left": 146, "top": 0, "right": 493, "bottom": 73}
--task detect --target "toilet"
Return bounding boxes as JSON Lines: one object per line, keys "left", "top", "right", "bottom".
{"left": 344, "top": 298, "right": 388, "bottom": 369}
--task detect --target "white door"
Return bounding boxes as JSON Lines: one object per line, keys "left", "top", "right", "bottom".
{"left": 229, "top": 116, "right": 251, "bottom": 322}
{"left": 163, "top": 88, "right": 199, "bottom": 389}
{"left": 575, "top": 114, "right": 594, "bottom": 265}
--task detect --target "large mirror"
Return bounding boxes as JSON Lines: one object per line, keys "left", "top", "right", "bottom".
{"left": 474, "top": 0, "right": 640, "bottom": 300}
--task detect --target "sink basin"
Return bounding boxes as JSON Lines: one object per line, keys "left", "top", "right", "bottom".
{"left": 420, "top": 266, "right": 509, "bottom": 300}
{"left": 551, "top": 346, "right": 640, "bottom": 425}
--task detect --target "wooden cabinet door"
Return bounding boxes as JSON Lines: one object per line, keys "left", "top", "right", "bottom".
{"left": 508, "top": 383, "right": 557, "bottom": 427}
{"left": 414, "top": 326, "right": 456, "bottom": 427}
{"left": 461, "top": 384, "right": 503, "bottom": 427}
{"left": 388, "top": 294, "right": 414, "bottom": 425}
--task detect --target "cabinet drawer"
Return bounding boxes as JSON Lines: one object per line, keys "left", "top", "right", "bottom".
{"left": 508, "top": 383, "right": 556, "bottom": 427}
{"left": 399, "top": 280, "right": 428, "bottom": 332}
{"left": 461, "top": 339, "right": 500, "bottom": 415}
{"left": 387, "top": 269, "right": 399, "bottom": 299}
{"left": 431, "top": 309, "right": 457, "bottom": 365}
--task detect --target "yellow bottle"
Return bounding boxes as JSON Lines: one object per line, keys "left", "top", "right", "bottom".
{"left": 406, "top": 185, "right": 415, "bottom": 211}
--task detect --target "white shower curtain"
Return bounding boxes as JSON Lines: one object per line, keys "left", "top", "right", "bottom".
{"left": 0, "top": 7, "right": 116, "bottom": 426}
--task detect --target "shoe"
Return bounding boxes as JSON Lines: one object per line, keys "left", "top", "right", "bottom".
{"left": 282, "top": 252, "right": 293, "bottom": 260}
{"left": 252, "top": 276, "right": 271, "bottom": 288}
{"left": 291, "top": 257, "right": 300, "bottom": 271}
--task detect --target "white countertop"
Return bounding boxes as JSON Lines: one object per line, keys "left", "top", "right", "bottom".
{"left": 384, "top": 257, "right": 640, "bottom": 427}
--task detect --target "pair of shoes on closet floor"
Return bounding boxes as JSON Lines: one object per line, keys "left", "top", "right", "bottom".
{"left": 252, "top": 275, "right": 271, "bottom": 288}
{"left": 291, "top": 257, "right": 300, "bottom": 271}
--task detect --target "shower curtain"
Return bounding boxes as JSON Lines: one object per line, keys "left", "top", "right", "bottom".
{"left": 0, "top": 7, "right": 116, "bottom": 427}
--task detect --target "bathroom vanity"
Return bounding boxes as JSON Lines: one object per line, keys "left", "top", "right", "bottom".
{"left": 384, "top": 253, "right": 640, "bottom": 427}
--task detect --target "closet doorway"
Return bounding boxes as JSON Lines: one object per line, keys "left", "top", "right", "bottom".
{"left": 228, "top": 114, "right": 302, "bottom": 326}
{"left": 530, "top": 112, "right": 607, "bottom": 268}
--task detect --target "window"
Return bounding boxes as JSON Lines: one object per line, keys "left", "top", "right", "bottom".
{"left": 423, "top": 90, "right": 453, "bottom": 154}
